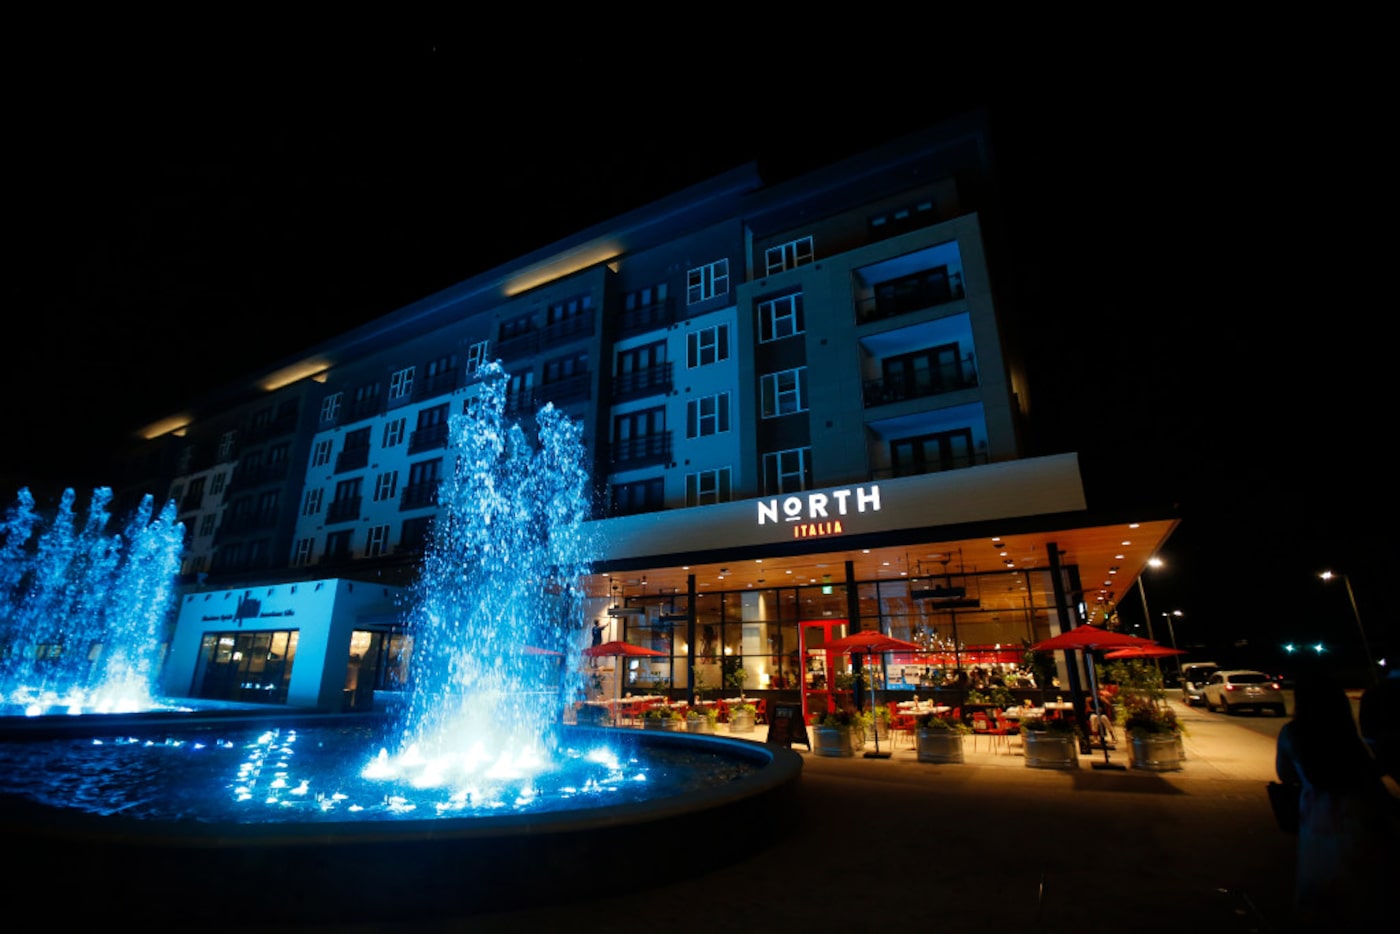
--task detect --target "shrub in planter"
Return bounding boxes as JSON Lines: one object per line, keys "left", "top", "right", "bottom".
{"left": 915, "top": 712, "right": 970, "bottom": 764}
{"left": 814, "top": 706, "right": 870, "bottom": 757}
{"left": 1020, "top": 716, "right": 1082, "bottom": 769}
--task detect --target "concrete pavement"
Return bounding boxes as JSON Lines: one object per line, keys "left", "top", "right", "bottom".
{"left": 259, "top": 699, "right": 1307, "bottom": 934}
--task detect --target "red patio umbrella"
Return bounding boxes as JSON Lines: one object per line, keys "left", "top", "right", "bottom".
{"left": 822, "top": 631, "right": 923, "bottom": 758}
{"left": 1103, "top": 644, "right": 1187, "bottom": 659}
{"left": 581, "top": 640, "right": 668, "bottom": 723}
{"left": 1030, "top": 625, "right": 1156, "bottom": 770}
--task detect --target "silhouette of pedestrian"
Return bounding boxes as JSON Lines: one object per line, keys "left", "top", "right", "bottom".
{"left": 1275, "top": 664, "right": 1398, "bottom": 929}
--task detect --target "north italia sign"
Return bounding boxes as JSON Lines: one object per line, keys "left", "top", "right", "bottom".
{"left": 757, "top": 484, "right": 882, "bottom": 540}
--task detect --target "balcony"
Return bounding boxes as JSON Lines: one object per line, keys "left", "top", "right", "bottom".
{"left": 407, "top": 422, "right": 450, "bottom": 455}
{"left": 610, "top": 432, "right": 672, "bottom": 468}
{"left": 612, "top": 362, "right": 673, "bottom": 402}
{"left": 856, "top": 265, "right": 965, "bottom": 326}
{"left": 413, "top": 368, "right": 460, "bottom": 401}
{"left": 616, "top": 297, "right": 675, "bottom": 337}
{"left": 862, "top": 355, "right": 978, "bottom": 408}
{"left": 335, "top": 446, "right": 370, "bottom": 473}
{"left": 872, "top": 451, "right": 988, "bottom": 480}
{"left": 347, "top": 396, "right": 385, "bottom": 423}
{"left": 325, "top": 496, "right": 363, "bottom": 525}
{"left": 539, "top": 372, "right": 591, "bottom": 407}
{"left": 400, "top": 481, "right": 440, "bottom": 511}
{"left": 226, "top": 459, "right": 291, "bottom": 492}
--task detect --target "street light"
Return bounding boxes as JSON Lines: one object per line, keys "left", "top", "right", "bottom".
{"left": 1136, "top": 557, "right": 1164, "bottom": 674}
{"left": 1319, "top": 570, "right": 1377, "bottom": 686}
{"left": 1161, "top": 610, "right": 1184, "bottom": 678}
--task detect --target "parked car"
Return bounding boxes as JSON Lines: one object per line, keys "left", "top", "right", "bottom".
{"left": 1203, "top": 669, "right": 1287, "bottom": 715}
{"left": 1180, "top": 662, "right": 1219, "bottom": 706}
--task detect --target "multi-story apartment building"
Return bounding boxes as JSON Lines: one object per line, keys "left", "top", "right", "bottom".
{"left": 115, "top": 112, "right": 1178, "bottom": 719}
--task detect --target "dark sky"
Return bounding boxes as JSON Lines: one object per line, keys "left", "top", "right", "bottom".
{"left": 3, "top": 37, "right": 1387, "bottom": 672}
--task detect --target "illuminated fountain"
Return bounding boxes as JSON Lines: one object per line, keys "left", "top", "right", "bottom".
{"left": 0, "top": 485, "right": 186, "bottom": 716}
{"left": 0, "top": 364, "right": 801, "bottom": 922}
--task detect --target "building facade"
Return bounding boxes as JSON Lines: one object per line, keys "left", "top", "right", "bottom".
{"left": 117, "top": 112, "right": 1178, "bottom": 719}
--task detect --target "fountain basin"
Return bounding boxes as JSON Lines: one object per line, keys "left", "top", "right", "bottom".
{"left": 0, "top": 717, "right": 802, "bottom": 923}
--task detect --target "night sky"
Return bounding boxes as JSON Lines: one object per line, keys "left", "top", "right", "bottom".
{"left": 3, "top": 36, "right": 1386, "bottom": 674}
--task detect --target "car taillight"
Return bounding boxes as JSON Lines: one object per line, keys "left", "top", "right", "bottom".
{"left": 1270, "top": 683, "right": 1280, "bottom": 691}
{"left": 1224, "top": 683, "right": 1235, "bottom": 691}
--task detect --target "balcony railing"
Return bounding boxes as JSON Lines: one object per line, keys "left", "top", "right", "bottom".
{"left": 862, "top": 356, "right": 978, "bottom": 408}
{"left": 856, "top": 265, "right": 965, "bottom": 325}
{"left": 335, "top": 446, "right": 370, "bottom": 473}
{"left": 612, "top": 362, "right": 673, "bottom": 402}
{"left": 400, "top": 481, "right": 440, "bottom": 511}
{"left": 610, "top": 432, "right": 672, "bottom": 467}
{"left": 413, "top": 368, "right": 460, "bottom": 401}
{"left": 407, "top": 422, "right": 450, "bottom": 454}
{"left": 539, "top": 372, "right": 591, "bottom": 407}
{"left": 226, "top": 459, "right": 291, "bottom": 492}
{"left": 616, "top": 298, "right": 675, "bottom": 337}
{"left": 325, "top": 496, "right": 363, "bottom": 524}
{"left": 872, "top": 451, "right": 988, "bottom": 480}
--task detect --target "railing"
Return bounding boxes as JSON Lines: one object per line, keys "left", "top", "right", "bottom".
{"left": 400, "top": 481, "right": 440, "bottom": 511}
{"left": 610, "top": 432, "right": 672, "bottom": 467}
{"left": 855, "top": 266, "right": 965, "bottom": 325}
{"left": 616, "top": 298, "right": 675, "bottom": 337}
{"left": 862, "top": 356, "right": 978, "bottom": 408}
{"left": 413, "top": 369, "right": 459, "bottom": 401}
{"left": 539, "top": 372, "right": 591, "bottom": 407}
{"left": 226, "top": 459, "right": 291, "bottom": 492}
{"left": 325, "top": 496, "right": 363, "bottom": 524}
{"left": 407, "top": 422, "right": 450, "bottom": 454}
{"left": 335, "top": 446, "right": 370, "bottom": 473}
{"left": 612, "top": 362, "right": 673, "bottom": 402}
{"left": 871, "top": 452, "right": 988, "bottom": 480}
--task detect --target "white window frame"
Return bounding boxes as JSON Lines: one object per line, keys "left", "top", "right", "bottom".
{"left": 209, "top": 472, "right": 226, "bottom": 495}
{"left": 686, "top": 258, "right": 729, "bottom": 305}
{"left": 199, "top": 513, "right": 216, "bottom": 537}
{"left": 364, "top": 524, "right": 391, "bottom": 558}
{"left": 382, "top": 418, "right": 406, "bottom": 448}
{"left": 758, "top": 293, "right": 804, "bottom": 343}
{"left": 687, "top": 392, "right": 731, "bottom": 439}
{"left": 686, "top": 324, "right": 730, "bottom": 368}
{"left": 292, "top": 537, "right": 315, "bottom": 567}
{"left": 764, "top": 236, "right": 814, "bottom": 275}
{"left": 320, "top": 392, "right": 343, "bottom": 423}
{"left": 764, "top": 447, "right": 811, "bottom": 495}
{"left": 685, "top": 467, "right": 732, "bottom": 506}
{"left": 302, "top": 487, "right": 323, "bottom": 516}
{"left": 389, "top": 366, "right": 415, "bottom": 401}
{"left": 217, "top": 431, "right": 237, "bottom": 461}
{"left": 373, "top": 471, "right": 398, "bottom": 502}
{"left": 311, "top": 439, "right": 333, "bottom": 468}
{"left": 761, "top": 367, "right": 807, "bottom": 418}
{"left": 465, "top": 340, "right": 490, "bottom": 374}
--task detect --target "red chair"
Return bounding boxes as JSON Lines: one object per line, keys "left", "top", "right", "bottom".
{"left": 753, "top": 698, "right": 767, "bottom": 724}
{"left": 993, "top": 708, "right": 1021, "bottom": 752}
{"left": 972, "top": 710, "right": 1015, "bottom": 754}
{"left": 887, "top": 702, "right": 915, "bottom": 748}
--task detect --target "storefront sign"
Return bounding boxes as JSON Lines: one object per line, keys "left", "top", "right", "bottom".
{"left": 757, "top": 484, "right": 881, "bottom": 540}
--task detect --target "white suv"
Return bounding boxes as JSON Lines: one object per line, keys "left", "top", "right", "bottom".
{"left": 1180, "top": 662, "right": 1219, "bottom": 706}
{"left": 1202, "top": 670, "right": 1286, "bottom": 716}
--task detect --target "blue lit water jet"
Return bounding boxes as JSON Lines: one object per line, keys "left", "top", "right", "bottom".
{"left": 0, "top": 486, "right": 185, "bottom": 715}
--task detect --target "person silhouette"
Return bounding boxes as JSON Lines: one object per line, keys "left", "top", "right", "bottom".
{"left": 1275, "top": 663, "right": 1398, "bottom": 929}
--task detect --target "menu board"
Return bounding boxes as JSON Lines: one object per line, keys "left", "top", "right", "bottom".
{"left": 766, "top": 702, "right": 810, "bottom": 750}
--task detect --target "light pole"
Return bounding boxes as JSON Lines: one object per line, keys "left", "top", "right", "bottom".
{"left": 1320, "top": 571, "right": 1377, "bottom": 686}
{"left": 1161, "top": 610, "right": 1184, "bottom": 679}
{"left": 1136, "top": 557, "right": 1164, "bottom": 674}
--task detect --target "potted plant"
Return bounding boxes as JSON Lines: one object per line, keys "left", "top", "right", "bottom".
{"left": 1020, "top": 716, "right": 1081, "bottom": 769}
{"left": 728, "top": 701, "right": 758, "bottom": 734}
{"left": 1108, "top": 659, "right": 1185, "bottom": 771}
{"left": 915, "top": 712, "right": 970, "bottom": 764}
{"left": 813, "top": 706, "right": 870, "bottom": 757}
{"left": 685, "top": 706, "right": 718, "bottom": 734}
{"left": 642, "top": 704, "right": 683, "bottom": 731}
{"left": 725, "top": 666, "right": 748, "bottom": 700}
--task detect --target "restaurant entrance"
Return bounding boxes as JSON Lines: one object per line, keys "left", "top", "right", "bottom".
{"left": 800, "top": 620, "right": 850, "bottom": 723}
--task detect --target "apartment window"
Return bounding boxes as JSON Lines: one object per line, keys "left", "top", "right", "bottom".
{"left": 383, "top": 418, "right": 406, "bottom": 447}
{"left": 324, "top": 530, "right": 353, "bottom": 562}
{"left": 333, "top": 477, "right": 362, "bottom": 502}
{"left": 500, "top": 312, "right": 534, "bottom": 341}
{"left": 544, "top": 352, "right": 587, "bottom": 384}
{"left": 217, "top": 431, "right": 237, "bottom": 461}
{"left": 292, "top": 537, "right": 315, "bottom": 567}
{"left": 464, "top": 341, "right": 489, "bottom": 375}
{"left": 373, "top": 471, "right": 399, "bottom": 502}
{"left": 685, "top": 467, "right": 732, "bottom": 506}
{"left": 423, "top": 353, "right": 459, "bottom": 394}
{"left": 617, "top": 341, "right": 665, "bottom": 376}
{"left": 765, "top": 236, "right": 814, "bottom": 275}
{"left": 763, "top": 447, "right": 812, "bottom": 494}
{"left": 686, "top": 392, "right": 731, "bottom": 438}
{"left": 311, "top": 439, "right": 333, "bottom": 468}
{"left": 255, "top": 490, "right": 279, "bottom": 523}
{"left": 302, "top": 487, "right": 324, "bottom": 516}
{"left": 890, "top": 428, "right": 976, "bottom": 476}
{"left": 624, "top": 283, "right": 667, "bottom": 312}
{"left": 611, "top": 477, "right": 665, "bottom": 516}
{"left": 364, "top": 524, "right": 391, "bottom": 558}
{"left": 209, "top": 472, "right": 226, "bottom": 495}
{"left": 320, "top": 392, "right": 342, "bottom": 423}
{"left": 199, "top": 514, "right": 217, "bottom": 537}
{"left": 687, "top": 258, "right": 729, "bottom": 305}
{"left": 687, "top": 324, "right": 730, "bottom": 368}
{"left": 761, "top": 367, "right": 808, "bottom": 418}
{"left": 400, "top": 516, "right": 433, "bottom": 552}
{"left": 758, "top": 293, "right": 805, "bottom": 343}
{"left": 547, "top": 293, "right": 593, "bottom": 324}
{"left": 389, "top": 366, "right": 415, "bottom": 401}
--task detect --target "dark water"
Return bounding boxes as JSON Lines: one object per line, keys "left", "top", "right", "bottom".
{"left": 0, "top": 722, "right": 757, "bottom": 823}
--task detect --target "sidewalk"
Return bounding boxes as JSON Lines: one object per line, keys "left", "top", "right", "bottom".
{"left": 293, "top": 698, "right": 1299, "bottom": 934}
